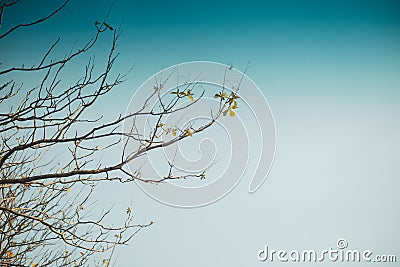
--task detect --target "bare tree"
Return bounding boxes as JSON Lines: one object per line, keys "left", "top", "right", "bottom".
{"left": 0, "top": 1, "right": 240, "bottom": 266}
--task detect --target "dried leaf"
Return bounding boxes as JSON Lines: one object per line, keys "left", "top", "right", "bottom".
{"left": 184, "top": 129, "right": 193, "bottom": 137}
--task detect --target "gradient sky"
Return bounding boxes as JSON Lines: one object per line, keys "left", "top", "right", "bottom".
{"left": 2, "top": 0, "right": 400, "bottom": 266}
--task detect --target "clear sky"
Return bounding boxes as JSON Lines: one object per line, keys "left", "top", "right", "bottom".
{"left": 2, "top": 0, "right": 400, "bottom": 266}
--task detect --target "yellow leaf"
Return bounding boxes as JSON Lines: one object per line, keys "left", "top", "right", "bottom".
{"left": 229, "top": 109, "right": 235, "bottom": 117}
{"left": 66, "top": 188, "right": 71, "bottom": 193}
{"left": 188, "top": 95, "right": 193, "bottom": 101}
{"left": 185, "top": 129, "right": 193, "bottom": 137}
{"left": 31, "top": 263, "right": 36, "bottom": 267}
{"left": 231, "top": 100, "right": 238, "bottom": 109}
{"left": 172, "top": 129, "right": 177, "bottom": 136}
{"left": 6, "top": 251, "right": 14, "bottom": 257}
{"left": 214, "top": 91, "right": 228, "bottom": 100}
{"left": 230, "top": 92, "right": 240, "bottom": 99}
{"left": 127, "top": 207, "right": 131, "bottom": 214}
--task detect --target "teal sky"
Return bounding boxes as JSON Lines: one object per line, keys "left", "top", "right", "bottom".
{"left": 2, "top": 0, "right": 400, "bottom": 266}
{"left": 3, "top": 0, "right": 400, "bottom": 78}
{"left": 2, "top": 0, "right": 400, "bottom": 110}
